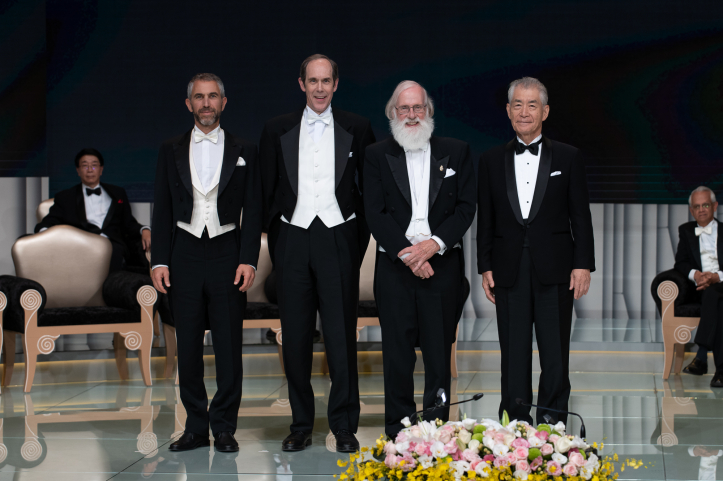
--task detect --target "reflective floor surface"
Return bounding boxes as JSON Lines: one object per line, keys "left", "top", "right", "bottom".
{"left": 0, "top": 349, "right": 720, "bottom": 480}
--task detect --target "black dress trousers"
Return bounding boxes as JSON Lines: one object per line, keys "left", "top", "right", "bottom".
{"left": 695, "top": 283, "right": 723, "bottom": 371}
{"left": 494, "top": 243, "right": 574, "bottom": 425}
{"left": 169, "top": 229, "right": 246, "bottom": 436}
{"left": 376, "top": 248, "right": 462, "bottom": 438}
{"left": 276, "top": 217, "right": 361, "bottom": 434}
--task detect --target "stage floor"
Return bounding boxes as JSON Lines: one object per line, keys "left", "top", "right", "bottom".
{"left": 0, "top": 350, "right": 720, "bottom": 480}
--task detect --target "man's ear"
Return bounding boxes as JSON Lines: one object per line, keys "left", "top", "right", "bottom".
{"left": 298, "top": 78, "right": 307, "bottom": 92}
{"left": 185, "top": 98, "right": 193, "bottom": 112}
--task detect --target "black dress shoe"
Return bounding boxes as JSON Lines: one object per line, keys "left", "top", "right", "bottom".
{"left": 711, "top": 370, "right": 723, "bottom": 388}
{"left": 683, "top": 358, "right": 708, "bottom": 375}
{"left": 169, "top": 432, "right": 210, "bottom": 452}
{"left": 282, "top": 431, "right": 312, "bottom": 451}
{"left": 335, "top": 429, "right": 359, "bottom": 453}
{"left": 214, "top": 431, "right": 239, "bottom": 452}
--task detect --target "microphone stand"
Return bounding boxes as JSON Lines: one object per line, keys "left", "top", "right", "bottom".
{"left": 515, "top": 398, "right": 587, "bottom": 439}
{"left": 408, "top": 390, "right": 484, "bottom": 424}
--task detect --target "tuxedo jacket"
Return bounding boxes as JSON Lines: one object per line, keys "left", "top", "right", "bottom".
{"left": 477, "top": 136, "right": 595, "bottom": 287}
{"left": 364, "top": 136, "right": 477, "bottom": 263}
{"left": 35, "top": 183, "right": 143, "bottom": 249}
{"left": 151, "top": 129, "right": 262, "bottom": 268}
{"left": 259, "top": 107, "right": 376, "bottom": 253}
{"left": 674, "top": 219, "right": 723, "bottom": 278}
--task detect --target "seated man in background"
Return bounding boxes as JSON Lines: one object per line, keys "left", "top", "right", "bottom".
{"left": 675, "top": 186, "right": 722, "bottom": 387}
{"left": 35, "top": 147, "right": 151, "bottom": 273}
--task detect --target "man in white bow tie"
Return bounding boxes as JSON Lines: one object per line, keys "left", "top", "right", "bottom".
{"left": 477, "top": 77, "right": 595, "bottom": 425}
{"left": 675, "top": 186, "right": 723, "bottom": 387}
{"left": 364, "top": 80, "right": 476, "bottom": 438}
{"left": 259, "top": 54, "right": 375, "bottom": 452}
{"left": 151, "top": 73, "right": 262, "bottom": 452}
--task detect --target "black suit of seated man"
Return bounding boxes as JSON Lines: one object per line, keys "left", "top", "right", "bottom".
{"left": 34, "top": 148, "right": 151, "bottom": 272}
{"left": 675, "top": 186, "right": 723, "bottom": 387}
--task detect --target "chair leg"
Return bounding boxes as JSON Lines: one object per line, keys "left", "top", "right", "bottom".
{"left": 3, "top": 332, "right": 16, "bottom": 387}
{"left": 277, "top": 345, "right": 285, "bottom": 374}
{"left": 673, "top": 344, "right": 686, "bottom": 374}
{"left": 153, "top": 312, "right": 161, "bottom": 337}
{"left": 162, "top": 323, "right": 176, "bottom": 379}
{"left": 114, "top": 333, "right": 129, "bottom": 381}
{"left": 662, "top": 333, "right": 674, "bottom": 380}
{"left": 137, "top": 332, "right": 153, "bottom": 387}
{"left": 23, "top": 337, "right": 38, "bottom": 394}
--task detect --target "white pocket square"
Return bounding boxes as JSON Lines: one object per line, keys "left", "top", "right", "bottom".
{"left": 236, "top": 157, "right": 246, "bottom": 166}
{"left": 444, "top": 168, "right": 456, "bottom": 178}
{"left": 550, "top": 171, "right": 561, "bottom": 176}
{"left": 348, "top": 152, "right": 353, "bottom": 158}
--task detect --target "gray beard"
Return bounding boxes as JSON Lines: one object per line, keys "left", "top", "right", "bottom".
{"left": 390, "top": 116, "right": 434, "bottom": 151}
{"left": 195, "top": 109, "right": 220, "bottom": 126}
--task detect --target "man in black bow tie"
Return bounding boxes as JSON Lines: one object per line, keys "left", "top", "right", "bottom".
{"left": 675, "top": 186, "right": 723, "bottom": 387}
{"left": 151, "top": 73, "right": 262, "bottom": 452}
{"left": 34, "top": 147, "right": 151, "bottom": 272}
{"left": 477, "top": 77, "right": 595, "bottom": 424}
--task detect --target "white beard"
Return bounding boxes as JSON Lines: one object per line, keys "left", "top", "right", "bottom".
{"left": 390, "top": 116, "right": 434, "bottom": 151}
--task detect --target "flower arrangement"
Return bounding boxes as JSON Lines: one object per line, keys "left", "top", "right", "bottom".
{"left": 337, "top": 413, "right": 645, "bottom": 480}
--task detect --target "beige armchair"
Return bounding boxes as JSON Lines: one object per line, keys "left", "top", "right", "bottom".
{"left": 8, "top": 225, "right": 156, "bottom": 391}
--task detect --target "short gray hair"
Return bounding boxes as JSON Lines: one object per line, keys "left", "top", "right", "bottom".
{"left": 689, "top": 186, "right": 717, "bottom": 206}
{"left": 187, "top": 73, "right": 225, "bottom": 99}
{"left": 508, "top": 77, "right": 548, "bottom": 106}
{"left": 385, "top": 80, "right": 435, "bottom": 119}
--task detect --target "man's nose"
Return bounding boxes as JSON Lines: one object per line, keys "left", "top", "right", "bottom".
{"left": 408, "top": 110, "right": 417, "bottom": 120}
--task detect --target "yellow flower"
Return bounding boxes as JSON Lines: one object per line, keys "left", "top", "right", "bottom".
{"left": 338, "top": 460, "right": 349, "bottom": 468}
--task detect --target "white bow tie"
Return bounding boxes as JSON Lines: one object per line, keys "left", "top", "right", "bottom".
{"left": 307, "top": 114, "right": 332, "bottom": 126}
{"left": 696, "top": 225, "right": 713, "bottom": 236}
{"left": 194, "top": 129, "right": 219, "bottom": 144}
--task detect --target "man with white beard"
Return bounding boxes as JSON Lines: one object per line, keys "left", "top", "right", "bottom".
{"left": 364, "top": 81, "right": 476, "bottom": 438}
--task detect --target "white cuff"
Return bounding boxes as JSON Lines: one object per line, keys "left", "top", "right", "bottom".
{"left": 432, "top": 235, "right": 447, "bottom": 255}
{"left": 40, "top": 227, "right": 47, "bottom": 232}
{"left": 718, "top": 271, "right": 723, "bottom": 283}
{"left": 140, "top": 226, "right": 151, "bottom": 234}
{"left": 248, "top": 265, "right": 257, "bottom": 271}
{"left": 689, "top": 269, "right": 698, "bottom": 284}
{"left": 152, "top": 265, "right": 168, "bottom": 270}
{"left": 100, "top": 233, "right": 108, "bottom": 238}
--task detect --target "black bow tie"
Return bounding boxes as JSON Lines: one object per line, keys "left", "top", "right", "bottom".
{"left": 514, "top": 138, "right": 543, "bottom": 156}
{"left": 86, "top": 187, "right": 101, "bottom": 196}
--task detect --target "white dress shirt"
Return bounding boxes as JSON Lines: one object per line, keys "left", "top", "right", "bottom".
{"left": 514, "top": 134, "right": 542, "bottom": 219}
{"left": 305, "top": 104, "right": 332, "bottom": 143}
{"left": 192, "top": 125, "right": 224, "bottom": 193}
{"left": 689, "top": 220, "right": 723, "bottom": 284}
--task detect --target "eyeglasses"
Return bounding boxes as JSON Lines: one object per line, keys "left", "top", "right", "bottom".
{"left": 691, "top": 203, "right": 712, "bottom": 211}
{"left": 79, "top": 164, "right": 100, "bottom": 171}
{"left": 395, "top": 104, "right": 426, "bottom": 115}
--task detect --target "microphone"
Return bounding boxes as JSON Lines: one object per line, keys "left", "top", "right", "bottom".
{"left": 408, "top": 390, "right": 484, "bottom": 423}
{"left": 515, "top": 398, "right": 586, "bottom": 439}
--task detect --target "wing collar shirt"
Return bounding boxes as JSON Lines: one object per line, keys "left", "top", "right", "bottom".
{"left": 689, "top": 220, "right": 723, "bottom": 284}
{"left": 514, "top": 134, "right": 542, "bottom": 219}
{"left": 192, "top": 124, "right": 223, "bottom": 193}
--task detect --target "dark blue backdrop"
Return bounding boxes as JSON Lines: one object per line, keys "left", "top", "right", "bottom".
{"left": 2, "top": 0, "right": 722, "bottom": 203}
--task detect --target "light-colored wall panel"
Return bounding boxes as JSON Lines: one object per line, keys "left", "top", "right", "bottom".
{"left": 0, "top": 178, "right": 26, "bottom": 275}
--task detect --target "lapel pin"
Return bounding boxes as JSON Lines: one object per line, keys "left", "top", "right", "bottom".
{"left": 439, "top": 165, "right": 444, "bottom": 171}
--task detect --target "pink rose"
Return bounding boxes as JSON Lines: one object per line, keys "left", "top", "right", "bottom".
{"left": 462, "top": 449, "right": 481, "bottom": 463}
{"left": 400, "top": 453, "right": 417, "bottom": 472}
{"left": 410, "top": 426, "right": 422, "bottom": 438}
{"left": 511, "top": 437, "right": 530, "bottom": 449}
{"left": 439, "top": 431, "right": 452, "bottom": 444}
{"left": 483, "top": 454, "right": 495, "bottom": 463}
{"left": 493, "top": 456, "right": 510, "bottom": 468}
{"left": 569, "top": 452, "right": 585, "bottom": 466}
{"left": 515, "top": 459, "right": 531, "bottom": 474}
{"left": 494, "top": 432, "right": 507, "bottom": 443}
{"left": 384, "top": 442, "right": 397, "bottom": 455}
{"left": 536, "top": 431, "right": 549, "bottom": 441}
{"left": 414, "top": 443, "right": 429, "bottom": 456}
{"left": 444, "top": 440, "right": 458, "bottom": 454}
{"left": 530, "top": 457, "right": 543, "bottom": 470}
{"left": 513, "top": 447, "right": 529, "bottom": 460}
{"left": 470, "top": 459, "right": 482, "bottom": 470}
{"left": 545, "top": 461, "right": 562, "bottom": 476}
{"left": 396, "top": 432, "right": 409, "bottom": 443}
{"left": 384, "top": 454, "right": 400, "bottom": 468}
{"left": 540, "top": 443, "right": 554, "bottom": 456}
{"left": 506, "top": 453, "right": 518, "bottom": 465}
{"left": 563, "top": 463, "right": 578, "bottom": 476}
{"left": 549, "top": 434, "right": 560, "bottom": 444}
